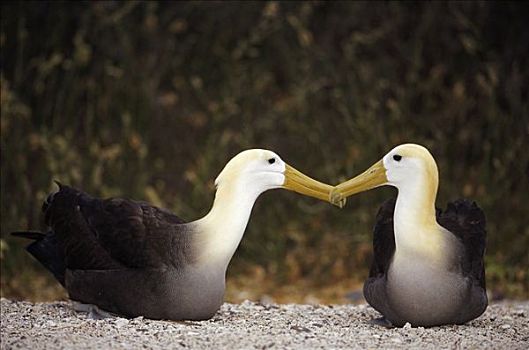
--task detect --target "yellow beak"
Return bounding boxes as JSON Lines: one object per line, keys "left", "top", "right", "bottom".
{"left": 283, "top": 164, "right": 345, "bottom": 208}
{"left": 330, "top": 160, "right": 388, "bottom": 205}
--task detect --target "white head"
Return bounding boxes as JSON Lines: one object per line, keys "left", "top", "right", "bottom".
{"left": 214, "top": 149, "right": 338, "bottom": 203}
{"left": 214, "top": 149, "right": 286, "bottom": 198}
{"left": 332, "top": 143, "right": 439, "bottom": 201}
{"left": 382, "top": 144, "right": 439, "bottom": 191}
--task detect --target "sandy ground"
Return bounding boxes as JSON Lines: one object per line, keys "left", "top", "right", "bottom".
{"left": 1, "top": 298, "right": 528, "bottom": 349}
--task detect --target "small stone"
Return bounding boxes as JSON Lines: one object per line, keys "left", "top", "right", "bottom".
{"left": 403, "top": 322, "right": 412, "bottom": 329}
{"left": 290, "top": 325, "right": 311, "bottom": 333}
{"left": 114, "top": 318, "right": 129, "bottom": 328}
{"left": 259, "top": 295, "right": 274, "bottom": 306}
{"left": 500, "top": 324, "right": 511, "bottom": 329}
{"left": 241, "top": 300, "right": 254, "bottom": 307}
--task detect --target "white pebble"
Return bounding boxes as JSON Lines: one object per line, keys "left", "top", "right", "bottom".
{"left": 114, "top": 318, "right": 129, "bottom": 328}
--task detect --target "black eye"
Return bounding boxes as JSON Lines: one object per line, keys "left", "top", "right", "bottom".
{"left": 393, "top": 154, "right": 402, "bottom": 162}
{"left": 268, "top": 158, "right": 276, "bottom": 164}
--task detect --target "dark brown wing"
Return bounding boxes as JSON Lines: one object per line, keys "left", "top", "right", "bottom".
{"left": 363, "top": 198, "right": 398, "bottom": 321}
{"left": 368, "top": 198, "right": 397, "bottom": 278}
{"left": 45, "top": 184, "right": 192, "bottom": 270}
{"left": 437, "top": 199, "right": 487, "bottom": 289}
{"left": 365, "top": 197, "right": 487, "bottom": 325}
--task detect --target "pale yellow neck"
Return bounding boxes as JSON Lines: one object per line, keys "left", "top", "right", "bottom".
{"left": 192, "top": 181, "right": 259, "bottom": 270}
{"left": 393, "top": 173, "right": 444, "bottom": 262}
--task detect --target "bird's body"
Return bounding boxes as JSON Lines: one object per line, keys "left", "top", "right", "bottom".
{"left": 364, "top": 198, "right": 487, "bottom": 327}
{"left": 14, "top": 149, "right": 338, "bottom": 320}
{"left": 29, "top": 185, "right": 225, "bottom": 320}
{"left": 333, "top": 144, "right": 487, "bottom": 327}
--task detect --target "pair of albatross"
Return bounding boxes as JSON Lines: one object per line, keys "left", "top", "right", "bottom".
{"left": 13, "top": 144, "right": 487, "bottom": 327}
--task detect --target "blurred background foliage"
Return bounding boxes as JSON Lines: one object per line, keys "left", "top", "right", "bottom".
{"left": 1, "top": 1, "right": 528, "bottom": 303}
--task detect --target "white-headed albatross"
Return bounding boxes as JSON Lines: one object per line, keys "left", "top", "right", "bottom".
{"left": 331, "top": 143, "right": 487, "bottom": 327}
{"left": 13, "top": 149, "right": 343, "bottom": 321}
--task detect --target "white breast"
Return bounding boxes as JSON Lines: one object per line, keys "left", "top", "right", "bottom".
{"left": 387, "top": 253, "right": 470, "bottom": 326}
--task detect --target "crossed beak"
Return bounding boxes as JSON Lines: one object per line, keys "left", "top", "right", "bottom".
{"left": 283, "top": 164, "right": 345, "bottom": 208}
{"left": 330, "top": 160, "right": 388, "bottom": 205}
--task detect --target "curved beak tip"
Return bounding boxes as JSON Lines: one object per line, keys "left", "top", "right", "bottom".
{"left": 329, "top": 189, "right": 346, "bottom": 208}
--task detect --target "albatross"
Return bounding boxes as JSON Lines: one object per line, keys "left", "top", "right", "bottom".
{"left": 331, "top": 143, "right": 487, "bottom": 327}
{"left": 13, "top": 149, "right": 342, "bottom": 320}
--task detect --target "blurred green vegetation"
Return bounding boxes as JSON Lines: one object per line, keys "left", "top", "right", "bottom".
{"left": 1, "top": 1, "right": 528, "bottom": 302}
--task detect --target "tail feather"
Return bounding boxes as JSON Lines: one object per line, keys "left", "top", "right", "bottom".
{"left": 11, "top": 231, "right": 66, "bottom": 287}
